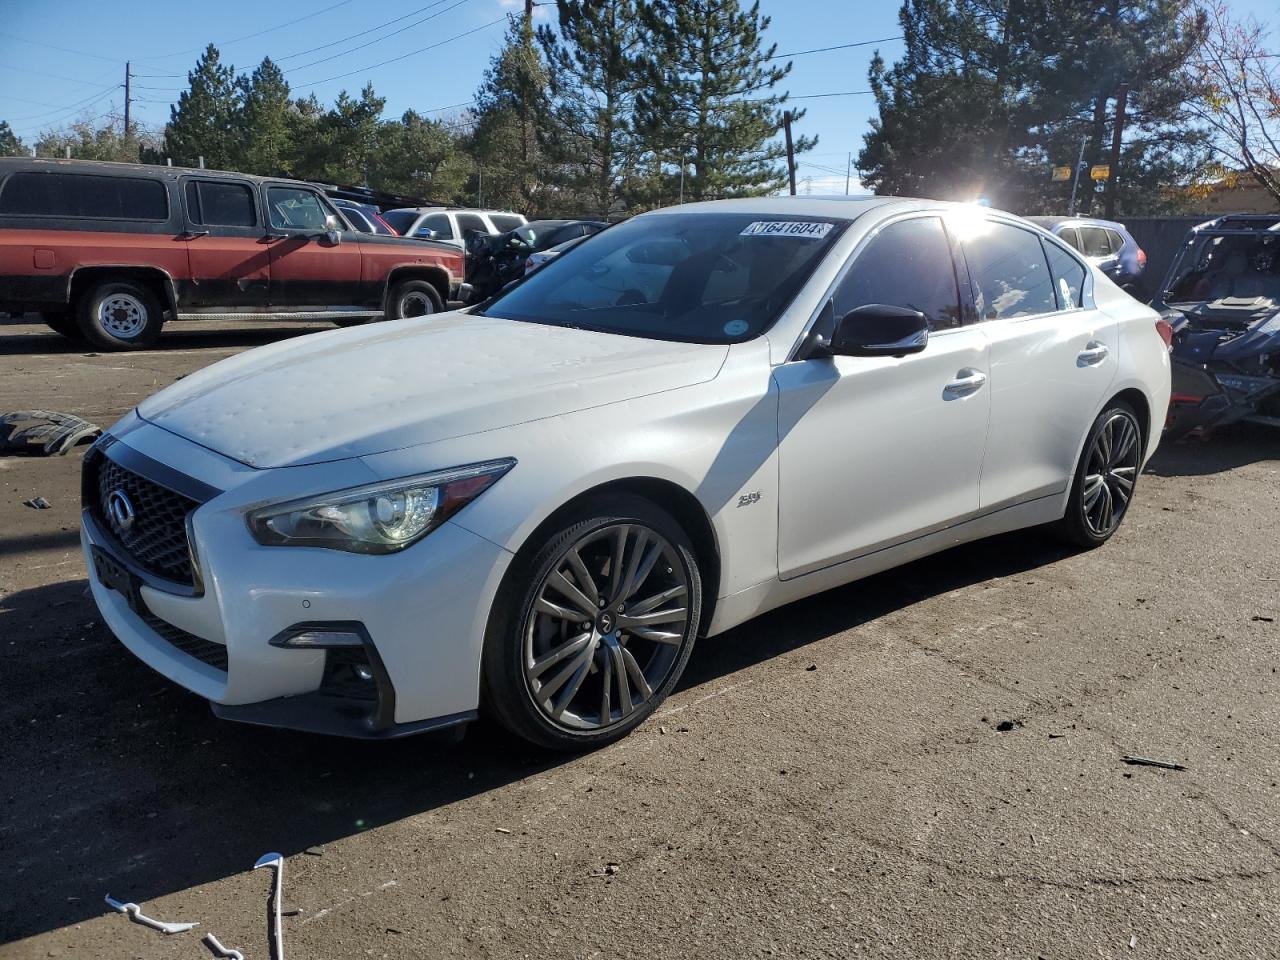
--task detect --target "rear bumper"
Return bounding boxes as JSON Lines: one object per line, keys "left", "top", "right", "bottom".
{"left": 1166, "top": 360, "right": 1280, "bottom": 435}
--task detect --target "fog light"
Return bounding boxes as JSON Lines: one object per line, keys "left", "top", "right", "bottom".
{"left": 270, "top": 626, "right": 365, "bottom": 648}
{"left": 353, "top": 664, "right": 374, "bottom": 682}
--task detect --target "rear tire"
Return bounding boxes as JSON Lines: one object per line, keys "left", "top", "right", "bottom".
{"left": 386, "top": 279, "right": 443, "bottom": 320}
{"left": 77, "top": 281, "right": 164, "bottom": 351}
{"left": 1056, "top": 401, "right": 1143, "bottom": 549}
{"left": 482, "top": 494, "right": 702, "bottom": 751}
{"left": 43, "top": 311, "right": 82, "bottom": 340}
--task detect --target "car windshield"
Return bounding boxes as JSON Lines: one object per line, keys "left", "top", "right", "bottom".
{"left": 478, "top": 212, "right": 848, "bottom": 344}
{"left": 1165, "top": 232, "right": 1280, "bottom": 305}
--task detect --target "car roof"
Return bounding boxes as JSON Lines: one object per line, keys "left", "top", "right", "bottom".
{"left": 0, "top": 156, "right": 310, "bottom": 188}
{"left": 646, "top": 195, "right": 953, "bottom": 220}
{"left": 1025, "top": 215, "right": 1127, "bottom": 231}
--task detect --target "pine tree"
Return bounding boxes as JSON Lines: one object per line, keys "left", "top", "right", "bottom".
{"left": 635, "top": 0, "right": 812, "bottom": 204}
{"left": 859, "top": 0, "right": 1210, "bottom": 215}
{"left": 471, "top": 14, "right": 553, "bottom": 214}
{"left": 0, "top": 121, "right": 25, "bottom": 157}
{"left": 234, "top": 57, "right": 292, "bottom": 176}
{"left": 538, "top": 0, "right": 645, "bottom": 217}
{"left": 371, "top": 111, "right": 469, "bottom": 201}
{"left": 165, "top": 44, "right": 241, "bottom": 169}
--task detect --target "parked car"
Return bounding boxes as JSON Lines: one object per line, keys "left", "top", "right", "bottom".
{"left": 382, "top": 207, "right": 527, "bottom": 251}
{"left": 466, "top": 219, "right": 609, "bottom": 300}
{"left": 0, "top": 159, "right": 466, "bottom": 350}
{"left": 1026, "top": 216, "right": 1146, "bottom": 291}
{"left": 525, "top": 234, "right": 589, "bottom": 274}
{"left": 331, "top": 197, "right": 398, "bottom": 236}
{"left": 81, "top": 197, "right": 1169, "bottom": 750}
{"left": 1154, "top": 214, "right": 1280, "bottom": 436}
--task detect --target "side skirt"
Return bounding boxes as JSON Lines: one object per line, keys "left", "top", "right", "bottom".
{"left": 174, "top": 308, "right": 383, "bottom": 322}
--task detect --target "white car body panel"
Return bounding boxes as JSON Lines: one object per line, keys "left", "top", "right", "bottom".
{"left": 82, "top": 196, "right": 1171, "bottom": 737}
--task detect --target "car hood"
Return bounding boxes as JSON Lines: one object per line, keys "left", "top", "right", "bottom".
{"left": 137, "top": 313, "right": 728, "bottom": 468}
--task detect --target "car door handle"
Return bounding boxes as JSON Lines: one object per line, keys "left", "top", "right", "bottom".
{"left": 943, "top": 368, "right": 987, "bottom": 399}
{"left": 1077, "top": 341, "right": 1110, "bottom": 366}
{"left": 178, "top": 230, "right": 209, "bottom": 240}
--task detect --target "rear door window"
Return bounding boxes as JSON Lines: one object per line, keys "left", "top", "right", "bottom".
{"left": 185, "top": 180, "right": 257, "bottom": 227}
{"left": 1077, "top": 227, "right": 1114, "bottom": 258}
{"left": 1042, "top": 239, "right": 1088, "bottom": 310}
{"left": 489, "top": 213, "right": 524, "bottom": 232}
{"left": 833, "top": 216, "right": 963, "bottom": 331}
{"left": 455, "top": 213, "right": 490, "bottom": 236}
{"left": 1106, "top": 229, "right": 1126, "bottom": 254}
{"left": 1057, "top": 226, "right": 1083, "bottom": 252}
{"left": 963, "top": 221, "right": 1058, "bottom": 320}
{"left": 416, "top": 213, "right": 453, "bottom": 239}
{"left": 0, "top": 171, "right": 168, "bottom": 221}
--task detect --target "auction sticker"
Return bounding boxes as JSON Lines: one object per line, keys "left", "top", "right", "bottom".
{"left": 740, "top": 221, "right": 833, "bottom": 239}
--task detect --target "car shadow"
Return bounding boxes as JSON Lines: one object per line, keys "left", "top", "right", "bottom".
{"left": 0, "top": 321, "right": 335, "bottom": 357}
{"left": 1144, "top": 422, "right": 1280, "bottom": 477}
{"left": 0, "top": 527, "right": 1071, "bottom": 943}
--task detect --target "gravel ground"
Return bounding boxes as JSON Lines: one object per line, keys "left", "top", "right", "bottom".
{"left": 1, "top": 318, "right": 1277, "bottom": 959}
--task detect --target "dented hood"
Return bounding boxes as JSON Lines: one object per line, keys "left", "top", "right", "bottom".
{"left": 137, "top": 313, "right": 728, "bottom": 468}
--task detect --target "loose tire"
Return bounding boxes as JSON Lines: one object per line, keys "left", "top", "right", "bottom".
{"left": 1057, "top": 402, "right": 1143, "bottom": 548}
{"left": 386, "top": 280, "right": 443, "bottom": 320}
{"left": 77, "top": 281, "right": 164, "bottom": 351}
{"left": 43, "top": 311, "right": 82, "bottom": 340}
{"left": 482, "top": 494, "right": 703, "bottom": 751}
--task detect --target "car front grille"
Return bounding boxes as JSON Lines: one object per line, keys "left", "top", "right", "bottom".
{"left": 85, "top": 448, "right": 200, "bottom": 585}
{"left": 139, "top": 604, "right": 229, "bottom": 673}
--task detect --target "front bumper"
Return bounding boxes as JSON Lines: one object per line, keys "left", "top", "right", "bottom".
{"left": 82, "top": 425, "right": 514, "bottom": 738}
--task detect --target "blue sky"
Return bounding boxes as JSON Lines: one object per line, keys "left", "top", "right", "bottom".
{"left": 0, "top": 0, "right": 1273, "bottom": 194}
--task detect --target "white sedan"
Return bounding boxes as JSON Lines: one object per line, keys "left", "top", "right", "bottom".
{"left": 81, "top": 197, "right": 1171, "bottom": 750}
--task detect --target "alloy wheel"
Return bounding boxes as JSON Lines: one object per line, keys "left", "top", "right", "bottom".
{"left": 523, "top": 523, "right": 690, "bottom": 731}
{"left": 98, "top": 294, "right": 146, "bottom": 338}
{"left": 1082, "top": 412, "right": 1140, "bottom": 537}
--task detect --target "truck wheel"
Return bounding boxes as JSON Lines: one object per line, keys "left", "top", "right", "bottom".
{"left": 387, "top": 280, "right": 443, "bottom": 320}
{"left": 77, "top": 281, "right": 164, "bottom": 351}
{"left": 43, "top": 311, "right": 83, "bottom": 340}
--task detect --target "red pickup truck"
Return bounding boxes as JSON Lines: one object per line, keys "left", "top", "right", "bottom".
{"left": 0, "top": 158, "right": 466, "bottom": 350}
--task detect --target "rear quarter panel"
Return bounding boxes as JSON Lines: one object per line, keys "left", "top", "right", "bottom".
{"left": 1095, "top": 274, "right": 1171, "bottom": 463}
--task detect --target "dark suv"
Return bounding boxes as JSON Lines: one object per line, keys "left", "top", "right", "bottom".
{"left": 0, "top": 158, "right": 466, "bottom": 350}
{"left": 1026, "top": 216, "right": 1146, "bottom": 292}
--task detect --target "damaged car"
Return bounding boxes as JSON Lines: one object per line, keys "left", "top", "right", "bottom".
{"left": 1158, "top": 214, "right": 1280, "bottom": 437}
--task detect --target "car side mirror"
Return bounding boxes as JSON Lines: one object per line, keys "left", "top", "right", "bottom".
{"left": 322, "top": 215, "right": 342, "bottom": 246}
{"left": 827, "top": 304, "right": 929, "bottom": 357}
{"left": 418, "top": 229, "right": 439, "bottom": 240}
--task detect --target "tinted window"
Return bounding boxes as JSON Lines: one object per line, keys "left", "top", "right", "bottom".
{"left": 1106, "top": 229, "right": 1126, "bottom": 253}
{"left": 416, "top": 213, "right": 453, "bottom": 239}
{"left": 185, "top": 180, "right": 256, "bottom": 227}
{"left": 1042, "top": 239, "right": 1088, "bottom": 310}
{"left": 0, "top": 172, "right": 168, "bottom": 221}
{"left": 489, "top": 213, "right": 524, "bottom": 232}
{"left": 341, "top": 207, "right": 374, "bottom": 232}
{"left": 1077, "top": 226, "right": 1114, "bottom": 258}
{"left": 382, "top": 210, "right": 419, "bottom": 234}
{"left": 481, "top": 212, "right": 846, "bottom": 344}
{"left": 833, "top": 217, "right": 962, "bottom": 331}
{"left": 964, "top": 221, "right": 1058, "bottom": 320}
{"left": 267, "top": 187, "right": 328, "bottom": 230}
{"left": 1057, "top": 226, "right": 1082, "bottom": 253}
{"left": 455, "top": 213, "right": 490, "bottom": 236}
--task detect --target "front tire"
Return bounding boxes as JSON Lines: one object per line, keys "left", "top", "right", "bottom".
{"left": 1056, "top": 402, "right": 1143, "bottom": 548}
{"left": 386, "top": 279, "right": 443, "bottom": 320}
{"left": 482, "top": 494, "right": 702, "bottom": 751}
{"left": 77, "top": 281, "right": 163, "bottom": 350}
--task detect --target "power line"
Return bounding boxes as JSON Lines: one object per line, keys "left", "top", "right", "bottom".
{"left": 0, "top": 31, "right": 122, "bottom": 63}
{"left": 788, "top": 89, "right": 874, "bottom": 100}
{"left": 286, "top": 0, "right": 471, "bottom": 74}
{"left": 0, "top": 62, "right": 119, "bottom": 87}
{"left": 138, "top": 0, "right": 357, "bottom": 62}
{"left": 294, "top": 16, "right": 507, "bottom": 89}
{"left": 274, "top": 0, "right": 463, "bottom": 63}
{"left": 6, "top": 83, "right": 121, "bottom": 126}
{"left": 770, "top": 36, "right": 904, "bottom": 60}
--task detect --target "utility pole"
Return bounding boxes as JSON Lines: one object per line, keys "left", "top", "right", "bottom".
{"left": 783, "top": 111, "right": 796, "bottom": 196}
{"left": 524, "top": 0, "right": 534, "bottom": 20}
{"left": 1103, "top": 82, "right": 1128, "bottom": 220}
{"left": 845, "top": 151, "right": 851, "bottom": 196}
{"left": 1067, "top": 136, "right": 1087, "bottom": 216}
{"left": 679, "top": 152, "right": 686, "bottom": 204}
{"left": 123, "top": 61, "right": 131, "bottom": 140}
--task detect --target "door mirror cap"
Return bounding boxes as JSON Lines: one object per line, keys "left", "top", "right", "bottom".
{"left": 826, "top": 304, "right": 930, "bottom": 357}
{"left": 322, "top": 215, "right": 342, "bottom": 246}
{"left": 418, "top": 228, "right": 440, "bottom": 240}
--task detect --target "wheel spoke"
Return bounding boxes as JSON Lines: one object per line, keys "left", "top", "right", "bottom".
{"left": 1110, "top": 418, "right": 1136, "bottom": 467}
{"left": 1083, "top": 474, "right": 1105, "bottom": 511}
{"left": 550, "top": 657, "right": 592, "bottom": 719}
{"left": 538, "top": 640, "right": 596, "bottom": 701}
{"left": 622, "top": 542, "right": 663, "bottom": 601}
{"left": 535, "top": 597, "right": 582, "bottom": 622}
{"left": 527, "top": 632, "right": 592, "bottom": 681}
{"left": 627, "top": 584, "right": 687, "bottom": 617}
{"left": 617, "top": 530, "right": 650, "bottom": 601}
{"left": 620, "top": 646, "right": 653, "bottom": 700}
{"left": 599, "top": 655, "right": 612, "bottom": 723}
{"left": 627, "top": 626, "right": 682, "bottom": 645}
{"left": 609, "top": 644, "right": 634, "bottom": 716}
{"left": 564, "top": 548, "right": 600, "bottom": 607}
{"left": 607, "top": 526, "right": 629, "bottom": 601}
{"left": 546, "top": 570, "right": 597, "bottom": 619}
{"left": 618, "top": 607, "right": 687, "bottom": 629}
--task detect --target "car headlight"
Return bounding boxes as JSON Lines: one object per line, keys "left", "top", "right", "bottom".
{"left": 246, "top": 459, "right": 515, "bottom": 554}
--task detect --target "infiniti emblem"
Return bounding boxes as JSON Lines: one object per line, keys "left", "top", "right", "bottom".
{"left": 107, "top": 489, "right": 136, "bottom": 534}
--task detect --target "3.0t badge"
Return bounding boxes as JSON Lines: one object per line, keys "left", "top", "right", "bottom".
{"left": 106, "top": 489, "right": 136, "bottom": 534}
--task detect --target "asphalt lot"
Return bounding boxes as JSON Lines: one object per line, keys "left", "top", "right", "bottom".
{"left": 1, "top": 316, "right": 1278, "bottom": 959}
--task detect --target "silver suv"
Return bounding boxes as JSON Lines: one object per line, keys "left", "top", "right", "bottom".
{"left": 382, "top": 207, "right": 527, "bottom": 250}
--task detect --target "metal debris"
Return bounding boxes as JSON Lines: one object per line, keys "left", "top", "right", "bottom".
{"left": 22, "top": 496, "right": 52, "bottom": 509}
{"left": 0, "top": 410, "right": 101, "bottom": 456}
{"left": 254, "top": 852, "right": 286, "bottom": 960}
{"left": 202, "top": 933, "right": 245, "bottom": 960}
{"left": 103, "top": 894, "right": 198, "bottom": 935}
{"left": 1122, "top": 755, "right": 1187, "bottom": 771}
